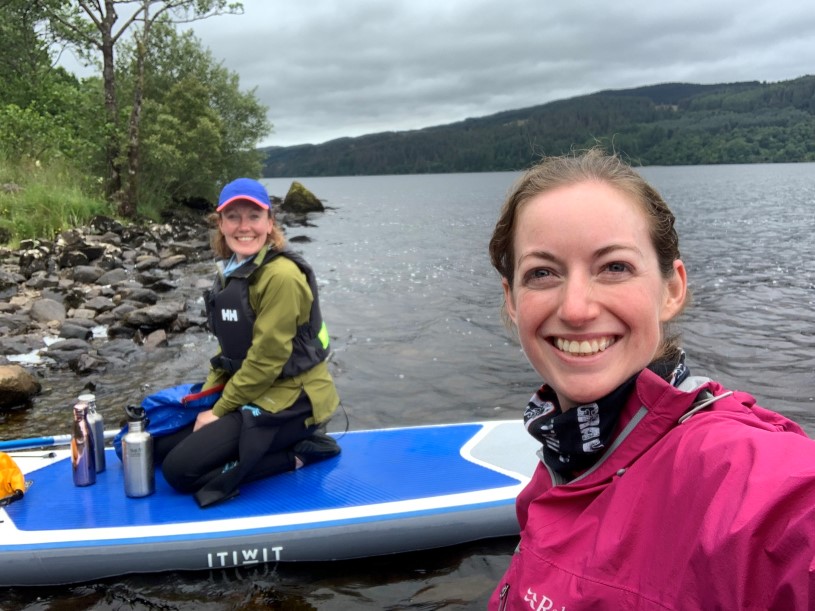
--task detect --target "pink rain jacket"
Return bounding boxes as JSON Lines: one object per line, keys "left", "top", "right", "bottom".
{"left": 491, "top": 370, "right": 815, "bottom": 610}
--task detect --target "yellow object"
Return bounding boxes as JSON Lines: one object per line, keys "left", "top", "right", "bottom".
{"left": 0, "top": 451, "right": 25, "bottom": 506}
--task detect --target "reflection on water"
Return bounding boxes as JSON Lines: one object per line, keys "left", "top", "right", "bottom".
{"left": 4, "top": 537, "right": 517, "bottom": 610}
{"left": 3, "top": 164, "right": 815, "bottom": 609}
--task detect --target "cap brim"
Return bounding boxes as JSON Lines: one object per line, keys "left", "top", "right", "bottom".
{"left": 216, "top": 196, "right": 270, "bottom": 212}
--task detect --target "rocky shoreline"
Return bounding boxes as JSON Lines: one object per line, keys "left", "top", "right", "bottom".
{"left": 0, "top": 181, "right": 326, "bottom": 409}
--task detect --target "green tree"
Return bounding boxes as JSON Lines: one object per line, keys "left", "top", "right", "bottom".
{"left": 40, "top": 0, "right": 243, "bottom": 217}
{"left": 121, "top": 25, "right": 270, "bottom": 212}
{"left": 0, "top": 1, "right": 53, "bottom": 108}
{"left": 0, "top": 0, "right": 99, "bottom": 167}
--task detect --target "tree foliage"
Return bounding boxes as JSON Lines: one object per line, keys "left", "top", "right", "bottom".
{"left": 38, "top": 0, "right": 254, "bottom": 217}
{"left": 0, "top": 0, "right": 269, "bottom": 228}
{"left": 262, "top": 76, "right": 815, "bottom": 177}
{"left": 129, "top": 25, "right": 269, "bottom": 210}
{"left": 0, "top": 0, "right": 98, "bottom": 167}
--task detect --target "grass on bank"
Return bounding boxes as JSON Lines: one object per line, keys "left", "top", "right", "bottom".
{"left": 0, "top": 157, "right": 113, "bottom": 248}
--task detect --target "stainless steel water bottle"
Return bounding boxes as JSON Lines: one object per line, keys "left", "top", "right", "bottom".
{"left": 71, "top": 401, "right": 96, "bottom": 486}
{"left": 78, "top": 393, "right": 105, "bottom": 473}
{"left": 121, "top": 404, "right": 155, "bottom": 498}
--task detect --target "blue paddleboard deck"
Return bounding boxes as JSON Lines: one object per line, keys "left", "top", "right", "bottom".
{"left": 0, "top": 420, "right": 538, "bottom": 586}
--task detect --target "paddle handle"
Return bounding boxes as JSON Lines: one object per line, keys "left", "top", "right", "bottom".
{"left": 0, "top": 428, "right": 120, "bottom": 451}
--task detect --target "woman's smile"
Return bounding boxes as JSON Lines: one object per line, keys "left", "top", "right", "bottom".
{"left": 552, "top": 335, "right": 617, "bottom": 356}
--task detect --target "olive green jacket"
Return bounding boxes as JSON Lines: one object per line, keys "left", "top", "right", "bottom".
{"left": 203, "top": 246, "right": 339, "bottom": 426}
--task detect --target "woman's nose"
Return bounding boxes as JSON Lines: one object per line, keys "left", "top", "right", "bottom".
{"left": 558, "top": 275, "right": 597, "bottom": 326}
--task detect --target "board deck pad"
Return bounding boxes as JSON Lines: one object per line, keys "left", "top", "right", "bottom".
{"left": 1, "top": 421, "right": 539, "bottom": 586}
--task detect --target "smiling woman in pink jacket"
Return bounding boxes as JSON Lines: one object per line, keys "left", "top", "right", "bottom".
{"left": 488, "top": 148, "right": 815, "bottom": 610}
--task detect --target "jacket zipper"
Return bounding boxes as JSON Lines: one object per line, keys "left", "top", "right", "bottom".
{"left": 498, "top": 583, "right": 510, "bottom": 611}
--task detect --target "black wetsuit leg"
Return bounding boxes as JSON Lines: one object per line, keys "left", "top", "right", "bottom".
{"left": 160, "top": 410, "right": 243, "bottom": 493}
{"left": 192, "top": 392, "right": 317, "bottom": 507}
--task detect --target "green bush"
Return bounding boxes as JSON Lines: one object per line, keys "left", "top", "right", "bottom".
{"left": 0, "top": 157, "right": 111, "bottom": 247}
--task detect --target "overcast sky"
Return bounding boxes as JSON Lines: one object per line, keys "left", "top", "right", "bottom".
{"left": 180, "top": 0, "right": 813, "bottom": 147}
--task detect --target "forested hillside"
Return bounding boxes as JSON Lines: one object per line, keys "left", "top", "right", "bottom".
{"left": 262, "top": 76, "right": 815, "bottom": 177}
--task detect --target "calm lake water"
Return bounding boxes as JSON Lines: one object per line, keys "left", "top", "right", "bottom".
{"left": 3, "top": 163, "right": 815, "bottom": 609}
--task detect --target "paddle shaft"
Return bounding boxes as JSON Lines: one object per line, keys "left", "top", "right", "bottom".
{"left": 0, "top": 428, "right": 119, "bottom": 451}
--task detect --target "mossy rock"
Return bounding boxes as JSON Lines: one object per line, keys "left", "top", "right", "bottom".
{"left": 281, "top": 181, "right": 324, "bottom": 214}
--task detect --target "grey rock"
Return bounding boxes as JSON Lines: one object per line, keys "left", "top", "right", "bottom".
{"left": 123, "top": 301, "right": 185, "bottom": 328}
{"left": 83, "top": 295, "right": 116, "bottom": 313}
{"left": 69, "top": 308, "right": 97, "bottom": 320}
{"left": 46, "top": 338, "right": 91, "bottom": 354}
{"left": 59, "top": 322, "right": 93, "bottom": 340}
{"left": 72, "top": 352, "right": 106, "bottom": 374}
{"left": 57, "top": 249, "right": 89, "bottom": 268}
{"left": 30, "top": 298, "right": 66, "bottom": 323}
{"left": 72, "top": 266, "right": 104, "bottom": 284}
{"left": 0, "top": 312, "right": 31, "bottom": 334}
{"left": 41, "top": 289, "right": 65, "bottom": 303}
{"left": 170, "top": 312, "right": 208, "bottom": 332}
{"left": 96, "top": 268, "right": 129, "bottom": 286}
{"left": 141, "top": 329, "right": 168, "bottom": 350}
{"left": 110, "top": 303, "right": 138, "bottom": 320}
{"left": 88, "top": 215, "right": 124, "bottom": 235}
{"left": 18, "top": 247, "right": 52, "bottom": 278}
{"left": 158, "top": 254, "right": 187, "bottom": 270}
{"left": 135, "top": 256, "right": 160, "bottom": 271}
{"left": 0, "top": 336, "right": 40, "bottom": 356}
{"left": 45, "top": 338, "right": 92, "bottom": 368}
{"left": 117, "top": 287, "right": 159, "bottom": 305}
{"left": 24, "top": 272, "right": 60, "bottom": 289}
{"left": 107, "top": 323, "right": 136, "bottom": 339}
{"left": 97, "top": 338, "right": 142, "bottom": 359}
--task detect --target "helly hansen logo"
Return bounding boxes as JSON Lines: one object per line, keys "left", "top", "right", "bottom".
{"left": 221, "top": 309, "right": 238, "bottom": 322}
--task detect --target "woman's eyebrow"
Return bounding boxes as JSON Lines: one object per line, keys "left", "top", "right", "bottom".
{"left": 517, "top": 243, "right": 643, "bottom": 266}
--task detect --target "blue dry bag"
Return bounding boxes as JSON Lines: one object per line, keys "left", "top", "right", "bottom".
{"left": 113, "top": 383, "right": 223, "bottom": 460}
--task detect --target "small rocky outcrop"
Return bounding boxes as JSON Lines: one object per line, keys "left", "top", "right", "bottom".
{"left": 281, "top": 181, "right": 325, "bottom": 214}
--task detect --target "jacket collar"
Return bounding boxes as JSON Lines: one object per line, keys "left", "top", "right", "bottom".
{"left": 566, "top": 370, "right": 715, "bottom": 485}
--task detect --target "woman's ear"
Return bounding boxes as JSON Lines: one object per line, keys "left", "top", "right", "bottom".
{"left": 502, "top": 277, "right": 518, "bottom": 324}
{"left": 660, "top": 259, "right": 688, "bottom": 321}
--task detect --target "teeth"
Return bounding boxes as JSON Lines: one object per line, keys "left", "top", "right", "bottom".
{"left": 555, "top": 337, "right": 614, "bottom": 356}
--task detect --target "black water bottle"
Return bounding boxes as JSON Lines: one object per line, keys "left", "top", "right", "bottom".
{"left": 121, "top": 405, "right": 155, "bottom": 498}
{"left": 71, "top": 401, "right": 96, "bottom": 487}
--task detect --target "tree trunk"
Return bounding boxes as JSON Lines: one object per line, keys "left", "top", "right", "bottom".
{"left": 100, "top": 0, "right": 123, "bottom": 203}
{"left": 122, "top": 27, "right": 149, "bottom": 219}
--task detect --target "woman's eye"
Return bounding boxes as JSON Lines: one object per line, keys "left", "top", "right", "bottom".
{"left": 605, "top": 261, "right": 631, "bottom": 273}
{"left": 523, "top": 267, "right": 554, "bottom": 285}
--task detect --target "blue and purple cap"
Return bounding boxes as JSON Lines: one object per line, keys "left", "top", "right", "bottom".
{"left": 216, "top": 178, "right": 271, "bottom": 212}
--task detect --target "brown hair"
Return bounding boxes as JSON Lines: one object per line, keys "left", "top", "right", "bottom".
{"left": 207, "top": 209, "right": 287, "bottom": 259}
{"left": 489, "top": 147, "right": 688, "bottom": 359}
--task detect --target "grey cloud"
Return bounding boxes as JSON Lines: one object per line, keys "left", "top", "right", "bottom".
{"left": 189, "top": 0, "right": 815, "bottom": 146}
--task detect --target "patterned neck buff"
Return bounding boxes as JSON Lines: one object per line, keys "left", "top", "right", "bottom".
{"left": 523, "top": 351, "right": 689, "bottom": 478}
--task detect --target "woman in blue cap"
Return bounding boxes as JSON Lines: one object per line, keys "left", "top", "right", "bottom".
{"left": 159, "top": 177, "right": 341, "bottom": 507}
